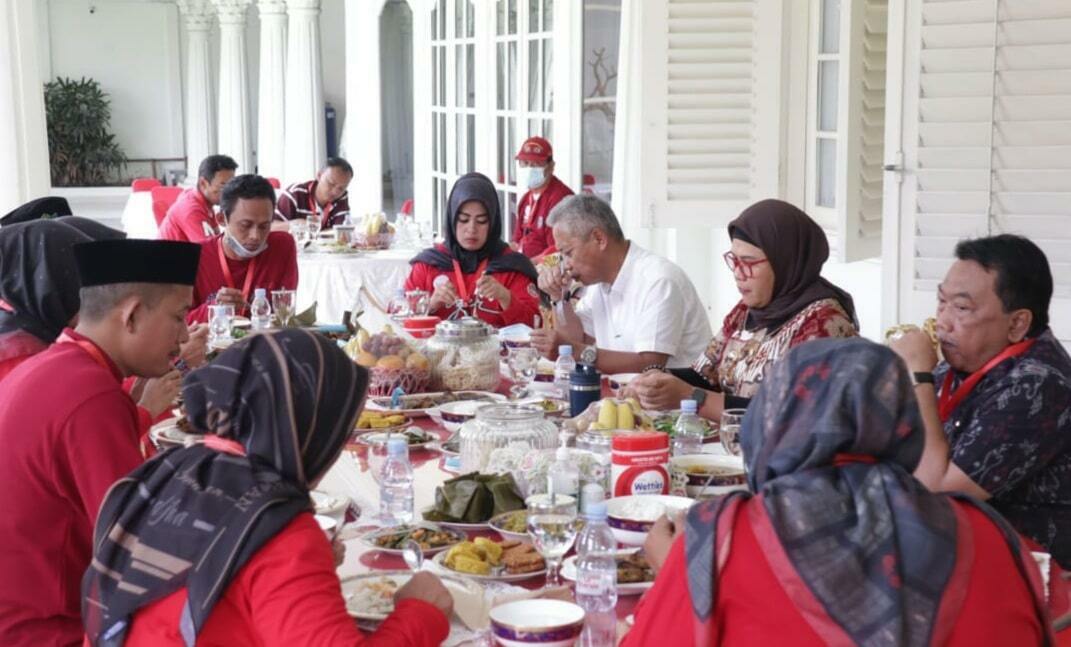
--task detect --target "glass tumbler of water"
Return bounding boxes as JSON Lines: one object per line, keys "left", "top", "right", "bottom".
{"left": 720, "top": 408, "right": 747, "bottom": 457}
{"left": 208, "top": 304, "right": 233, "bottom": 346}
{"left": 271, "top": 289, "right": 296, "bottom": 327}
{"left": 289, "top": 219, "right": 308, "bottom": 246}
{"left": 306, "top": 214, "right": 323, "bottom": 238}
{"left": 527, "top": 496, "right": 578, "bottom": 587}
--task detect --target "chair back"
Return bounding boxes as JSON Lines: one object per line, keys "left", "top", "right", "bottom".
{"left": 150, "top": 186, "right": 184, "bottom": 226}
{"left": 131, "top": 177, "right": 162, "bottom": 193}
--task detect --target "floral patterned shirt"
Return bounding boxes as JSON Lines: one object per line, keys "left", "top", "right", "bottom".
{"left": 693, "top": 298, "right": 857, "bottom": 399}
{"left": 937, "top": 328, "right": 1071, "bottom": 567}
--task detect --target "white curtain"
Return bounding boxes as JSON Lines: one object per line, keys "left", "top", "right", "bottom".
{"left": 380, "top": 1, "right": 413, "bottom": 213}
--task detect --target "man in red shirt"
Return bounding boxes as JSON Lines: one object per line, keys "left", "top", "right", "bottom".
{"left": 512, "top": 136, "right": 574, "bottom": 260}
{"left": 158, "top": 154, "right": 238, "bottom": 243}
{"left": 272, "top": 157, "right": 353, "bottom": 231}
{"left": 0, "top": 238, "right": 200, "bottom": 647}
{"left": 190, "top": 174, "right": 298, "bottom": 323}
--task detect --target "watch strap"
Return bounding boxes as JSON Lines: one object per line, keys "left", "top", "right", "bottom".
{"left": 911, "top": 371, "right": 935, "bottom": 386}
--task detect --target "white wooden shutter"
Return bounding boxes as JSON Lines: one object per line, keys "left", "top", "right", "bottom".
{"left": 837, "top": 0, "right": 888, "bottom": 261}
{"left": 893, "top": 0, "right": 1071, "bottom": 343}
{"left": 626, "top": 0, "right": 776, "bottom": 229}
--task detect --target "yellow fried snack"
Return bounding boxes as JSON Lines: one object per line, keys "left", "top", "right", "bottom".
{"left": 474, "top": 537, "right": 503, "bottom": 566}
{"left": 356, "top": 411, "right": 407, "bottom": 429}
{"left": 450, "top": 554, "right": 492, "bottom": 575}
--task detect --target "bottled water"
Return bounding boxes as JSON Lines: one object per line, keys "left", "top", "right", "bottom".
{"left": 250, "top": 288, "right": 272, "bottom": 330}
{"left": 672, "top": 399, "right": 706, "bottom": 456}
{"left": 554, "top": 345, "right": 576, "bottom": 401}
{"left": 547, "top": 445, "right": 579, "bottom": 505}
{"left": 379, "top": 438, "right": 414, "bottom": 526}
{"left": 576, "top": 496, "right": 618, "bottom": 647}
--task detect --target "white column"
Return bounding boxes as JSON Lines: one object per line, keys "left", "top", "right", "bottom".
{"left": 177, "top": 0, "right": 216, "bottom": 181}
{"left": 256, "top": 0, "right": 287, "bottom": 179}
{"left": 0, "top": 0, "right": 50, "bottom": 213}
{"left": 214, "top": 0, "right": 253, "bottom": 173}
{"left": 343, "top": 0, "right": 380, "bottom": 214}
{"left": 283, "top": 0, "right": 325, "bottom": 183}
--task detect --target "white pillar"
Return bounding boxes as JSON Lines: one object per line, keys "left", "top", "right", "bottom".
{"left": 256, "top": 0, "right": 287, "bottom": 179}
{"left": 283, "top": 0, "right": 325, "bottom": 183}
{"left": 343, "top": 0, "right": 380, "bottom": 214}
{"left": 177, "top": 0, "right": 216, "bottom": 181}
{"left": 0, "top": 0, "right": 51, "bottom": 214}
{"left": 214, "top": 0, "right": 253, "bottom": 173}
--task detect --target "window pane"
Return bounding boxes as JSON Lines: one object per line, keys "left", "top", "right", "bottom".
{"left": 543, "top": 39, "right": 553, "bottom": 111}
{"left": 818, "top": 60, "right": 838, "bottom": 132}
{"left": 817, "top": 138, "right": 836, "bottom": 208}
{"left": 432, "top": 178, "right": 439, "bottom": 222}
{"left": 497, "top": 43, "right": 506, "bottom": 110}
{"left": 497, "top": 117, "right": 506, "bottom": 182}
{"left": 439, "top": 0, "right": 446, "bottom": 41}
{"left": 432, "top": 115, "right": 439, "bottom": 171}
{"left": 431, "top": 6, "right": 438, "bottom": 40}
{"left": 467, "top": 0, "right": 475, "bottom": 37}
{"left": 530, "top": 0, "right": 539, "bottom": 33}
{"left": 509, "top": 0, "right": 517, "bottom": 34}
{"left": 544, "top": 119, "right": 552, "bottom": 141}
{"left": 467, "top": 114, "right": 476, "bottom": 171}
{"left": 529, "top": 40, "right": 540, "bottom": 111}
{"left": 508, "top": 41, "right": 517, "bottom": 110}
{"left": 497, "top": 0, "right": 505, "bottom": 35}
{"left": 439, "top": 46, "right": 446, "bottom": 109}
{"left": 431, "top": 47, "right": 437, "bottom": 105}
{"left": 440, "top": 113, "right": 447, "bottom": 172}
{"left": 456, "top": 44, "right": 464, "bottom": 107}
{"left": 508, "top": 118, "right": 516, "bottom": 184}
{"left": 467, "top": 44, "right": 475, "bottom": 107}
{"left": 455, "top": 0, "right": 463, "bottom": 40}
{"left": 456, "top": 113, "right": 463, "bottom": 172}
{"left": 820, "top": 0, "right": 840, "bottom": 55}
{"left": 543, "top": 0, "right": 553, "bottom": 31}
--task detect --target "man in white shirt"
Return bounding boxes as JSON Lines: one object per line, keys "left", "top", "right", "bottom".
{"left": 530, "top": 195, "right": 711, "bottom": 373}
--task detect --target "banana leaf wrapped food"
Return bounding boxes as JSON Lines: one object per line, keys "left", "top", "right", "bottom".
{"left": 423, "top": 472, "right": 525, "bottom": 524}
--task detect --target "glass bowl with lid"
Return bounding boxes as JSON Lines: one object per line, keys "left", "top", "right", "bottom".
{"left": 425, "top": 317, "right": 502, "bottom": 392}
{"left": 460, "top": 403, "right": 558, "bottom": 479}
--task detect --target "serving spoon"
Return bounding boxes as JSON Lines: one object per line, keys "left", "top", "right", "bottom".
{"left": 402, "top": 539, "right": 424, "bottom": 572}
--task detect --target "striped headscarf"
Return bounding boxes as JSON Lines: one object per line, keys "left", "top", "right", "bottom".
{"left": 83, "top": 329, "right": 367, "bottom": 646}
{"left": 685, "top": 337, "right": 1050, "bottom": 646}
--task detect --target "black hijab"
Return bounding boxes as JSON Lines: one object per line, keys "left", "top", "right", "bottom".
{"left": 0, "top": 196, "right": 73, "bottom": 226}
{"left": 83, "top": 330, "right": 368, "bottom": 646}
{"left": 411, "top": 172, "right": 537, "bottom": 281}
{"left": 728, "top": 199, "right": 857, "bottom": 331}
{"left": 0, "top": 219, "right": 93, "bottom": 342}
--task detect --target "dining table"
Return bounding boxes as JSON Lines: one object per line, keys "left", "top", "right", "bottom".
{"left": 296, "top": 245, "right": 420, "bottom": 330}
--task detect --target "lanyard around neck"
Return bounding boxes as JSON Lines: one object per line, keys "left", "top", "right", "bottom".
{"left": 938, "top": 338, "right": 1035, "bottom": 422}
{"left": 56, "top": 331, "right": 114, "bottom": 376}
{"left": 217, "top": 238, "right": 258, "bottom": 310}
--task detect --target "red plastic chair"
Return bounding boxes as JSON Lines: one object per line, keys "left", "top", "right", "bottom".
{"left": 150, "top": 186, "right": 183, "bottom": 226}
{"left": 266, "top": 177, "right": 281, "bottom": 189}
{"left": 400, "top": 199, "right": 413, "bottom": 215}
{"left": 131, "top": 177, "right": 162, "bottom": 193}
{"left": 582, "top": 174, "right": 596, "bottom": 187}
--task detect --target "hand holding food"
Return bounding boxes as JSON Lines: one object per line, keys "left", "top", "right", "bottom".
{"left": 475, "top": 274, "right": 510, "bottom": 307}
{"left": 643, "top": 512, "right": 684, "bottom": 574}
{"left": 529, "top": 328, "right": 562, "bottom": 360}
{"left": 429, "top": 279, "right": 459, "bottom": 313}
{"left": 888, "top": 328, "right": 939, "bottom": 373}
{"left": 139, "top": 370, "right": 183, "bottom": 418}
{"left": 630, "top": 371, "right": 693, "bottom": 412}
{"left": 214, "top": 287, "right": 246, "bottom": 310}
{"left": 179, "top": 323, "right": 209, "bottom": 369}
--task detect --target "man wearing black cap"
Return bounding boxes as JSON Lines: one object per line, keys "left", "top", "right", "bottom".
{"left": 0, "top": 239, "right": 200, "bottom": 647}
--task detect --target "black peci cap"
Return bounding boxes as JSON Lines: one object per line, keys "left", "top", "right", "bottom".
{"left": 73, "top": 239, "right": 201, "bottom": 287}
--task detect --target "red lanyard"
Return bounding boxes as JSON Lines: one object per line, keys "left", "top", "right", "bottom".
{"left": 0, "top": 298, "right": 13, "bottom": 313}
{"left": 451, "top": 259, "right": 489, "bottom": 302}
{"left": 217, "top": 238, "right": 258, "bottom": 312}
{"left": 307, "top": 185, "right": 333, "bottom": 223}
{"left": 56, "top": 332, "right": 115, "bottom": 376}
{"left": 938, "top": 338, "right": 1035, "bottom": 422}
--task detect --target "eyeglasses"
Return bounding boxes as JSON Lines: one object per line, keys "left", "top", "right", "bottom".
{"left": 723, "top": 251, "right": 768, "bottom": 279}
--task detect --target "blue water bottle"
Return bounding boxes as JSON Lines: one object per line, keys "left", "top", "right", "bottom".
{"left": 570, "top": 363, "right": 602, "bottom": 418}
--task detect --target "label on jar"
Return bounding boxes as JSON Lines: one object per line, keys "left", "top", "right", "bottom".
{"left": 612, "top": 465, "right": 669, "bottom": 497}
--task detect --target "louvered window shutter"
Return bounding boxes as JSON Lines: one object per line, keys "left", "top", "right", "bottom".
{"left": 896, "top": 0, "right": 1071, "bottom": 343}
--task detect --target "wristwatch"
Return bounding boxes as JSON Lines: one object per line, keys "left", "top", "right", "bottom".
{"left": 911, "top": 371, "right": 935, "bottom": 387}
{"left": 579, "top": 344, "right": 598, "bottom": 365}
{"left": 691, "top": 388, "right": 709, "bottom": 408}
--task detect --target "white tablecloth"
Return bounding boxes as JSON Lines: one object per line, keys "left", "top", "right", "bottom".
{"left": 297, "top": 247, "right": 419, "bottom": 328}
{"left": 121, "top": 192, "right": 159, "bottom": 240}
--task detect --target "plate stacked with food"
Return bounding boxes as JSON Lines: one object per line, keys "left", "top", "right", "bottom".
{"left": 359, "top": 524, "right": 466, "bottom": 555}
{"left": 342, "top": 571, "right": 481, "bottom": 623}
{"left": 353, "top": 427, "right": 437, "bottom": 450}
{"left": 433, "top": 537, "right": 546, "bottom": 582}
{"left": 488, "top": 509, "right": 529, "bottom": 542}
{"left": 148, "top": 416, "right": 200, "bottom": 450}
{"left": 561, "top": 550, "right": 656, "bottom": 595}
{"left": 366, "top": 390, "right": 506, "bottom": 418}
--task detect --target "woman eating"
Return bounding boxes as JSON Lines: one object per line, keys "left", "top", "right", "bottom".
{"left": 82, "top": 330, "right": 453, "bottom": 646}
{"left": 623, "top": 338, "right": 1050, "bottom": 646}
{"left": 406, "top": 172, "right": 540, "bottom": 327}
{"left": 629, "top": 199, "right": 857, "bottom": 419}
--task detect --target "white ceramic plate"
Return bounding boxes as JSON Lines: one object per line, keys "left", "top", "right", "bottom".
{"left": 368, "top": 390, "right": 506, "bottom": 418}
{"left": 341, "top": 571, "right": 480, "bottom": 621}
{"left": 148, "top": 420, "right": 199, "bottom": 449}
{"left": 353, "top": 428, "right": 436, "bottom": 451}
{"left": 358, "top": 523, "right": 467, "bottom": 556}
{"left": 487, "top": 510, "right": 530, "bottom": 543}
{"left": 310, "top": 490, "right": 349, "bottom": 518}
{"left": 431, "top": 549, "right": 546, "bottom": 582}
{"left": 560, "top": 551, "right": 653, "bottom": 596}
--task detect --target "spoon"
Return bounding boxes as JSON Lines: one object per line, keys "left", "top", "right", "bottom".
{"left": 402, "top": 539, "right": 424, "bottom": 572}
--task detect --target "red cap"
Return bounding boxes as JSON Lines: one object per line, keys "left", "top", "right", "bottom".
{"left": 612, "top": 431, "right": 669, "bottom": 451}
{"left": 515, "top": 136, "right": 553, "bottom": 163}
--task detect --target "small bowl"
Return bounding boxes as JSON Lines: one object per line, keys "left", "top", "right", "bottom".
{"left": 435, "top": 400, "right": 495, "bottom": 431}
{"left": 489, "top": 599, "right": 585, "bottom": 647}
{"left": 606, "top": 495, "right": 694, "bottom": 546}
{"left": 669, "top": 455, "right": 747, "bottom": 498}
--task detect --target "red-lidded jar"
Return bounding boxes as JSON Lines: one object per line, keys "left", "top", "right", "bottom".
{"left": 611, "top": 432, "right": 670, "bottom": 497}
{"left": 402, "top": 316, "right": 441, "bottom": 339}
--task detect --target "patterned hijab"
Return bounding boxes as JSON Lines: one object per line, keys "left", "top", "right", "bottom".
{"left": 728, "top": 199, "right": 857, "bottom": 331}
{"left": 685, "top": 338, "right": 1049, "bottom": 646}
{"left": 411, "top": 172, "right": 538, "bottom": 281}
{"left": 83, "top": 330, "right": 367, "bottom": 646}
{"left": 0, "top": 219, "right": 93, "bottom": 342}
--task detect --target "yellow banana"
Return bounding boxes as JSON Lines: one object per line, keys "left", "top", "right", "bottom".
{"left": 617, "top": 402, "right": 635, "bottom": 430}
{"left": 597, "top": 398, "right": 618, "bottom": 429}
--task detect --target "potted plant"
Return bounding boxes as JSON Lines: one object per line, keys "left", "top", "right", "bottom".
{"left": 44, "top": 77, "right": 126, "bottom": 186}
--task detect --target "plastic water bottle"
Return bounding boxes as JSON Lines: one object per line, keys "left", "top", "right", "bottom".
{"left": 250, "top": 288, "right": 272, "bottom": 330}
{"left": 576, "top": 495, "right": 617, "bottom": 647}
{"left": 379, "top": 438, "right": 414, "bottom": 526}
{"left": 547, "top": 445, "right": 579, "bottom": 505}
{"left": 554, "top": 345, "right": 576, "bottom": 400}
{"left": 672, "top": 399, "right": 706, "bottom": 456}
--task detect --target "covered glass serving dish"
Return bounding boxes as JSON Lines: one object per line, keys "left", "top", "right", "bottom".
{"left": 459, "top": 404, "right": 558, "bottom": 493}
{"left": 424, "top": 317, "right": 501, "bottom": 392}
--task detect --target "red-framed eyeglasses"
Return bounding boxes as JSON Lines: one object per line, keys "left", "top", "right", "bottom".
{"left": 723, "top": 251, "right": 768, "bottom": 279}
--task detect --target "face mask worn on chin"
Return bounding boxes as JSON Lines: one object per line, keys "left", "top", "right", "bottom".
{"left": 520, "top": 165, "right": 547, "bottom": 190}
{"left": 224, "top": 231, "right": 268, "bottom": 259}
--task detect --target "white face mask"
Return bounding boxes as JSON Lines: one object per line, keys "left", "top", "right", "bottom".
{"left": 223, "top": 231, "right": 268, "bottom": 259}
{"left": 519, "top": 164, "right": 547, "bottom": 190}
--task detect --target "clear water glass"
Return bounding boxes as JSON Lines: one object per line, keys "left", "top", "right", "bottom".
{"left": 271, "top": 289, "right": 296, "bottom": 328}
{"left": 289, "top": 219, "right": 309, "bottom": 247}
{"left": 507, "top": 346, "right": 539, "bottom": 399}
{"left": 306, "top": 214, "right": 323, "bottom": 239}
{"left": 208, "top": 304, "right": 232, "bottom": 346}
{"left": 720, "top": 408, "right": 746, "bottom": 457}
{"left": 405, "top": 289, "right": 430, "bottom": 317}
{"left": 527, "top": 496, "right": 578, "bottom": 587}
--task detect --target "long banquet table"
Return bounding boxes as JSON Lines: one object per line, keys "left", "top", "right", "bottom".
{"left": 295, "top": 247, "right": 418, "bottom": 328}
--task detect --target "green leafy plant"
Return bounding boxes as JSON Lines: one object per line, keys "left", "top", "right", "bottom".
{"left": 44, "top": 77, "right": 126, "bottom": 186}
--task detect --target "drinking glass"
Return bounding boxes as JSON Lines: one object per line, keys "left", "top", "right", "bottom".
{"left": 720, "top": 408, "right": 746, "bottom": 457}
{"left": 306, "top": 214, "right": 323, "bottom": 239}
{"left": 289, "top": 219, "right": 309, "bottom": 248}
{"left": 527, "top": 496, "right": 578, "bottom": 587}
{"left": 405, "top": 289, "right": 430, "bottom": 317}
{"left": 507, "top": 346, "right": 539, "bottom": 399}
{"left": 208, "top": 304, "right": 233, "bottom": 346}
{"left": 271, "top": 289, "right": 296, "bottom": 328}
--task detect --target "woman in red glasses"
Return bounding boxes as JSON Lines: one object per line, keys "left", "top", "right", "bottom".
{"left": 629, "top": 199, "right": 857, "bottom": 418}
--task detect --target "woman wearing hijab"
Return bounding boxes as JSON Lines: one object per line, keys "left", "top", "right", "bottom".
{"left": 629, "top": 199, "right": 857, "bottom": 418}
{"left": 83, "top": 330, "right": 453, "bottom": 646}
{"left": 623, "top": 338, "right": 1050, "bottom": 646}
{"left": 405, "top": 172, "right": 540, "bottom": 327}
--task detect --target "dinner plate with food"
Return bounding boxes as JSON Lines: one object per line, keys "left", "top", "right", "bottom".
{"left": 487, "top": 509, "right": 529, "bottom": 542}
{"left": 365, "top": 390, "right": 506, "bottom": 418}
{"left": 148, "top": 417, "right": 200, "bottom": 450}
{"left": 561, "top": 550, "right": 656, "bottom": 595}
{"left": 354, "top": 411, "right": 411, "bottom": 433}
{"left": 359, "top": 524, "right": 466, "bottom": 555}
{"left": 515, "top": 397, "right": 569, "bottom": 417}
{"left": 652, "top": 410, "right": 719, "bottom": 442}
{"left": 433, "top": 538, "right": 546, "bottom": 582}
{"left": 341, "top": 571, "right": 481, "bottom": 622}
{"left": 353, "top": 427, "right": 437, "bottom": 450}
